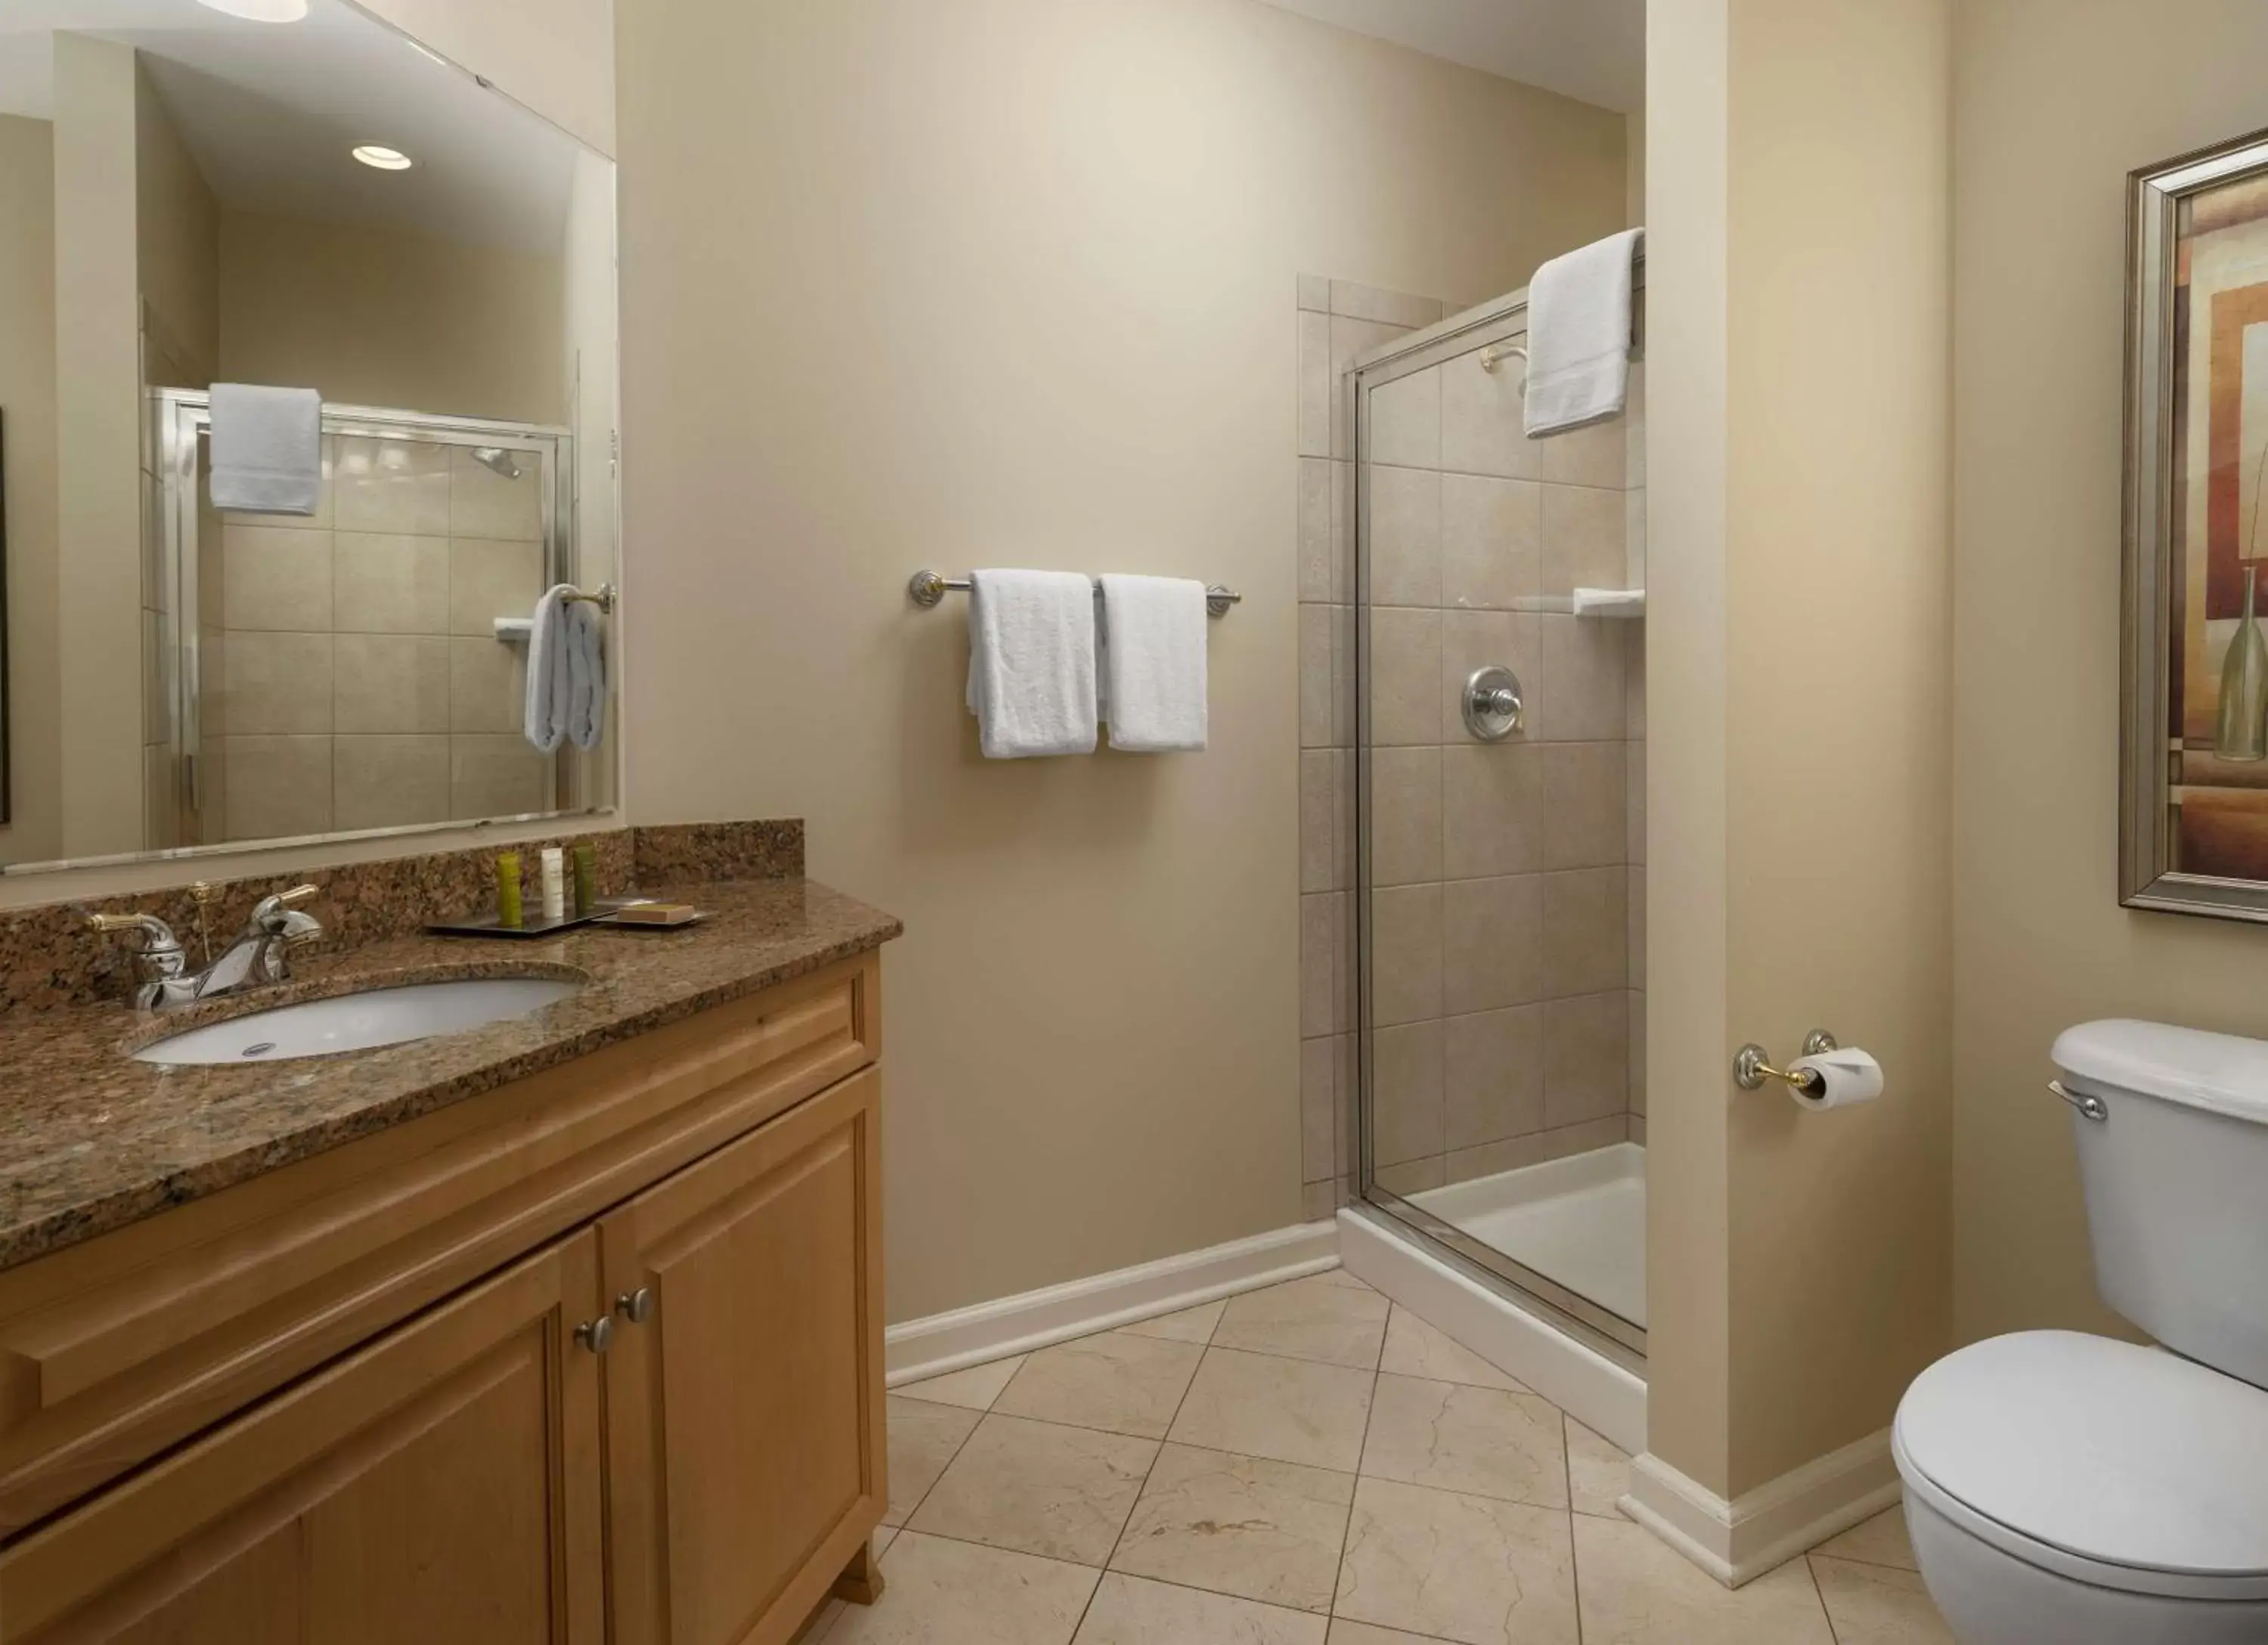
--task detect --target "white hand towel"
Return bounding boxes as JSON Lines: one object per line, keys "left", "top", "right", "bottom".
{"left": 565, "top": 597, "right": 607, "bottom": 751}
{"left": 1098, "top": 574, "right": 1207, "bottom": 753}
{"left": 208, "top": 383, "right": 323, "bottom": 514}
{"left": 1523, "top": 227, "right": 1643, "bottom": 438}
{"left": 523, "top": 584, "right": 575, "bottom": 752}
{"left": 964, "top": 568, "right": 1098, "bottom": 758}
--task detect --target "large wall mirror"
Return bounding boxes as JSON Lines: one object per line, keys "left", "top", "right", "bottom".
{"left": 0, "top": 0, "right": 618, "bottom": 876}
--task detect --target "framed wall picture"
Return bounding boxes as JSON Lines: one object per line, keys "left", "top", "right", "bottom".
{"left": 2121, "top": 126, "right": 2268, "bottom": 920}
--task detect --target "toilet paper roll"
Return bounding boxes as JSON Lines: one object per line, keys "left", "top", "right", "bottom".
{"left": 1788, "top": 1046, "right": 1883, "bottom": 1111}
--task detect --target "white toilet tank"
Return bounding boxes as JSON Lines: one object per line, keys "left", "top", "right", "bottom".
{"left": 2053, "top": 1019, "right": 2268, "bottom": 1388}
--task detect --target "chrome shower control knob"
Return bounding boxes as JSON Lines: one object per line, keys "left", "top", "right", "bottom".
{"left": 1461, "top": 665, "right": 1525, "bottom": 742}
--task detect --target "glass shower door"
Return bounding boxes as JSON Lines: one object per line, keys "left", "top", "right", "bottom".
{"left": 1352, "top": 302, "right": 1647, "bottom": 1358}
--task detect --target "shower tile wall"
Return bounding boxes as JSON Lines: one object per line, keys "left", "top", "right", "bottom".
{"left": 208, "top": 438, "right": 553, "bottom": 841}
{"left": 1297, "top": 277, "right": 1647, "bottom": 1216}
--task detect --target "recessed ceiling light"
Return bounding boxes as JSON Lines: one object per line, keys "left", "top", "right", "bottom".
{"left": 352, "top": 144, "right": 414, "bottom": 172}
{"left": 194, "top": 0, "right": 310, "bottom": 20}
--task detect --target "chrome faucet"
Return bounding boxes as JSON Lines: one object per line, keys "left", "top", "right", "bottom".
{"left": 90, "top": 885, "right": 324, "bottom": 1011}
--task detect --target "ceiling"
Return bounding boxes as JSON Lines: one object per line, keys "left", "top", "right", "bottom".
{"left": 1262, "top": 0, "right": 1644, "bottom": 112}
{"left": 0, "top": 0, "right": 587, "bottom": 256}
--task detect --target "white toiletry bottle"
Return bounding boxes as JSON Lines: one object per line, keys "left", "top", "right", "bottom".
{"left": 541, "top": 847, "right": 566, "bottom": 922}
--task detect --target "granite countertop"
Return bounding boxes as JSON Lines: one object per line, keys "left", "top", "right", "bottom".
{"left": 0, "top": 876, "right": 901, "bottom": 1274}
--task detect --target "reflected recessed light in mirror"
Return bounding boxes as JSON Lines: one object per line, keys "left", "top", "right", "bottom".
{"left": 194, "top": 0, "right": 310, "bottom": 20}
{"left": 352, "top": 144, "right": 414, "bottom": 172}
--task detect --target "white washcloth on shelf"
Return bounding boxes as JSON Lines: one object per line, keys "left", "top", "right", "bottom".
{"left": 1523, "top": 227, "right": 1643, "bottom": 438}
{"left": 523, "top": 584, "right": 576, "bottom": 752}
{"left": 1098, "top": 574, "right": 1208, "bottom": 753}
{"left": 964, "top": 568, "right": 1098, "bottom": 758}
{"left": 565, "top": 597, "right": 606, "bottom": 750}
{"left": 208, "top": 383, "right": 323, "bottom": 514}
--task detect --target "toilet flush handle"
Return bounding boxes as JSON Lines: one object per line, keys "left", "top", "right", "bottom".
{"left": 2046, "top": 1080, "right": 2108, "bottom": 1123}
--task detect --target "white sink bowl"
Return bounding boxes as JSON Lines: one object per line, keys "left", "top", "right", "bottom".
{"left": 135, "top": 977, "right": 583, "bottom": 1066}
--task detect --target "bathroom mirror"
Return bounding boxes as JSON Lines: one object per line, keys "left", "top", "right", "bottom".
{"left": 0, "top": 0, "right": 618, "bottom": 875}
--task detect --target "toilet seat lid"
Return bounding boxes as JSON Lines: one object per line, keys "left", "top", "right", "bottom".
{"left": 1895, "top": 1331, "right": 2268, "bottom": 1581}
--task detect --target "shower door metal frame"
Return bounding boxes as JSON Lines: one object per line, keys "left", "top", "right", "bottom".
{"left": 1348, "top": 285, "right": 1649, "bottom": 1368}
{"left": 152, "top": 389, "right": 600, "bottom": 857}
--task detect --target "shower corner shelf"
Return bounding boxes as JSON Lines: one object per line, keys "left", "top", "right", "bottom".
{"left": 1507, "top": 589, "right": 1647, "bottom": 619}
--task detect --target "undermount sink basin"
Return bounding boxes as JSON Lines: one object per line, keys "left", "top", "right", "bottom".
{"left": 134, "top": 977, "right": 583, "bottom": 1066}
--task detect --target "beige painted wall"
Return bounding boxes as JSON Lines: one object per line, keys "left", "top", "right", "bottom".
{"left": 1650, "top": 0, "right": 1954, "bottom": 1497}
{"left": 1951, "top": 0, "right": 2268, "bottom": 1345}
{"left": 0, "top": 116, "right": 58, "bottom": 869}
{"left": 134, "top": 61, "right": 218, "bottom": 387}
{"left": 218, "top": 210, "right": 565, "bottom": 426}
{"left": 53, "top": 35, "right": 144, "bottom": 862}
{"left": 616, "top": 0, "right": 1626, "bottom": 1322}
{"left": 348, "top": 0, "right": 615, "bottom": 158}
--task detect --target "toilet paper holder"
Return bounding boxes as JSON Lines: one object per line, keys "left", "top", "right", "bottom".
{"left": 1734, "top": 1030, "right": 1839, "bottom": 1097}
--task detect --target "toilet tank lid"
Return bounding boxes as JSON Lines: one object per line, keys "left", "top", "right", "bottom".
{"left": 1895, "top": 1331, "right": 2268, "bottom": 1578}
{"left": 2052, "top": 1018, "right": 2268, "bottom": 1124}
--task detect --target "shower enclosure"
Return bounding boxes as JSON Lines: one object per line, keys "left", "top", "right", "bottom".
{"left": 141, "top": 389, "right": 602, "bottom": 853}
{"left": 1349, "top": 284, "right": 1647, "bottom": 1362}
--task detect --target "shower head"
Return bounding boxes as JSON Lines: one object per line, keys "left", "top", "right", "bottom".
{"left": 471, "top": 447, "right": 523, "bottom": 481}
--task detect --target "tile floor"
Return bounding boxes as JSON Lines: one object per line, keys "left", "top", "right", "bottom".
{"left": 800, "top": 1269, "right": 1952, "bottom": 1644}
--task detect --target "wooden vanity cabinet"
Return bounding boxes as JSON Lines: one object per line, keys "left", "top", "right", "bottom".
{"left": 0, "top": 953, "right": 888, "bottom": 1645}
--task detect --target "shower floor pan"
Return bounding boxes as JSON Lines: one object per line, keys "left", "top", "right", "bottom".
{"left": 1409, "top": 1141, "right": 1647, "bottom": 1330}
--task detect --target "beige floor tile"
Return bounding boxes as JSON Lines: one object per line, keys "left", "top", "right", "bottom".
{"left": 1359, "top": 1375, "right": 1568, "bottom": 1509}
{"left": 875, "top": 1526, "right": 900, "bottom": 1559}
{"left": 1168, "top": 1348, "right": 1376, "bottom": 1472}
{"left": 1111, "top": 1443, "right": 1355, "bottom": 1612}
{"left": 1377, "top": 1309, "right": 1525, "bottom": 1391}
{"left": 1334, "top": 1477, "right": 1577, "bottom": 1645}
{"left": 1213, "top": 1275, "right": 1391, "bottom": 1369}
{"left": 1814, "top": 1504, "right": 1919, "bottom": 1570}
{"left": 900, "top": 1355, "right": 1029, "bottom": 1412}
{"left": 909, "top": 1414, "right": 1157, "bottom": 1566}
{"left": 1808, "top": 1556, "right": 1953, "bottom": 1643}
{"left": 824, "top": 1531, "right": 1099, "bottom": 1645}
{"left": 993, "top": 1331, "right": 1206, "bottom": 1439}
{"left": 1572, "top": 1516, "right": 1832, "bottom": 1645}
{"left": 884, "top": 1396, "right": 981, "bottom": 1527}
{"left": 1121, "top": 1299, "right": 1228, "bottom": 1343}
{"left": 1326, "top": 1624, "right": 1457, "bottom": 1644}
{"left": 1073, "top": 1572, "right": 1328, "bottom": 1644}
{"left": 1563, "top": 1418, "right": 1631, "bottom": 1519}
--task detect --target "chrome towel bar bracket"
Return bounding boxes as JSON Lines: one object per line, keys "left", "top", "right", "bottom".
{"left": 909, "top": 570, "right": 1240, "bottom": 619}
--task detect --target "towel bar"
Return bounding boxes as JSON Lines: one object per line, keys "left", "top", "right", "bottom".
{"left": 908, "top": 571, "right": 1240, "bottom": 618}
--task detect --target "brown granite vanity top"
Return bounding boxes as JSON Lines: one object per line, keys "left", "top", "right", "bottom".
{"left": 0, "top": 875, "right": 900, "bottom": 1272}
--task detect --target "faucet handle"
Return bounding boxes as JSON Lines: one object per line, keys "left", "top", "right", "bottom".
{"left": 88, "top": 911, "right": 150, "bottom": 934}
{"left": 274, "top": 884, "right": 319, "bottom": 908}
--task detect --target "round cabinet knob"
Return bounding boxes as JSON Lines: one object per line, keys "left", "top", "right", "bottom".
{"left": 615, "top": 1287, "right": 655, "bottom": 1324}
{"left": 575, "top": 1315, "right": 615, "bottom": 1355}
{"left": 1461, "top": 665, "right": 1525, "bottom": 742}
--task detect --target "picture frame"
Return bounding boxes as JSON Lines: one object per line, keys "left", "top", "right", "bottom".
{"left": 2121, "top": 125, "right": 2268, "bottom": 921}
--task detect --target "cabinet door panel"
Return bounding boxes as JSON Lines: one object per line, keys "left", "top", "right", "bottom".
{"left": 603, "top": 1069, "right": 885, "bottom": 1645}
{"left": 1, "top": 1231, "right": 605, "bottom": 1645}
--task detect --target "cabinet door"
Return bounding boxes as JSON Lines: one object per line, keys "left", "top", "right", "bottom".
{"left": 0, "top": 1231, "right": 608, "bottom": 1645}
{"left": 601, "top": 1068, "right": 886, "bottom": 1645}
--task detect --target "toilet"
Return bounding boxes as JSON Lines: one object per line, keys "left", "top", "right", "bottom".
{"left": 1895, "top": 1020, "right": 2268, "bottom": 1643}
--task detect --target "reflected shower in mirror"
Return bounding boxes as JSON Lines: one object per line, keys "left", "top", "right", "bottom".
{"left": 0, "top": 0, "right": 619, "bottom": 874}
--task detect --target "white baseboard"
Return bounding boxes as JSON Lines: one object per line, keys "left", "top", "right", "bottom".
{"left": 1337, "top": 1206, "right": 1647, "bottom": 1453}
{"left": 1622, "top": 1427, "right": 1901, "bottom": 1588}
{"left": 885, "top": 1220, "right": 1341, "bottom": 1385}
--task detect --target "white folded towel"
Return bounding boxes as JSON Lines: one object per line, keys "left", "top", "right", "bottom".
{"left": 523, "top": 584, "right": 575, "bottom": 752}
{"left": 1523, "top": 228, "right": 1643, "bottom": 438}
{"left": 209, "top": 383, "right": 322, "bottom": 514}
{"left": 964, "top": 568, "right": 1098, "bottom": 758}
{"left": 565, "top": 597, "right": 606, "bottom": 750}
{"left": 1098, "top": 574, "right": 1208, "bottom": 753}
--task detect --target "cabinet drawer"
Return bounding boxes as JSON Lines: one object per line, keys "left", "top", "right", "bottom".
{"left": 0, "top": 953, "right": 879, "bottom": 1541}
{"left": 0, "top": 1229, "right": 606, "bottom": 1645}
